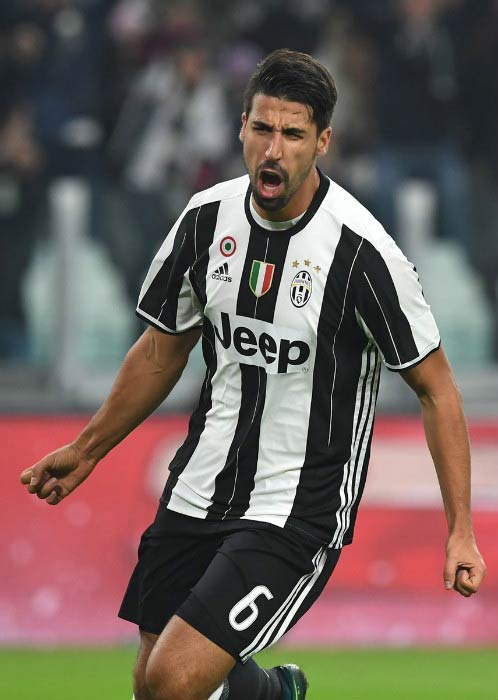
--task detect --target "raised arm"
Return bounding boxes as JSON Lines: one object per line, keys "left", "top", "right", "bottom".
{"left": 401, "top": 346, "right": 486, "bottom": 597}
{"left": 19, "top": 326, "right": 201, "bottom": 505}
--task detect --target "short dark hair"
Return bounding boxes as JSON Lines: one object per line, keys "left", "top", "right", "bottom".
{"left": 243, "top": 49, "right": 337, "bottom": 134}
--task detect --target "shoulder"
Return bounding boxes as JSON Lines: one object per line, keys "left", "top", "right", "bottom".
{"left": 321, "top": 176, "right": 407, "bottom": 263}
{"left": 188, "top": 175, "right": 249, "bottom": 210}
{"left": 322, "top": 178, "right": 392, "bottom": 250}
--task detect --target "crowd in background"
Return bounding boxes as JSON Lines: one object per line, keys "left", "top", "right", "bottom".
{"left": 1, "top": 0, "right": 497, "bottom": 363}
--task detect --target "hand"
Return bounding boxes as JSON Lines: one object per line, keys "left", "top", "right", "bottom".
{"left": 19, "top": 444, "right": 97, "bottom": 506}
{"left": 444, "top": 533, "right": 486, "bottom": 597}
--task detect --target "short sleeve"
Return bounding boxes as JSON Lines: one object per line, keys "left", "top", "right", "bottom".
{"left": 136, "top": 205, "right": 203, "bottom": 334}
{"left": 353, "top": 235, "right": 440, "bottom": 370}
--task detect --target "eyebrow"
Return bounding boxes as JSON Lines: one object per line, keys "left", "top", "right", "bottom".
{"left": 251, "top": 120, "right": 307, "bottom": 136}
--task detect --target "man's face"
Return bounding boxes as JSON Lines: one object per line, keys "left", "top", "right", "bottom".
{"left": 240, "top": 94, "right": 331, "bottom": 218}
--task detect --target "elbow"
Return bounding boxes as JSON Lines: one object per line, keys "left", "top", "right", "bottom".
{"left": 417, "top": 382, "right": 463, "bottom": 411}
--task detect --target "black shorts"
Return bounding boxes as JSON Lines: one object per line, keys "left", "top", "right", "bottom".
{"left": 119, "top": 505, "right": 340, "bottom": 662}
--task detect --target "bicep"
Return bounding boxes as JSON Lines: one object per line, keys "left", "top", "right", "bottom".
{"left": 150, "top": 325, "right": 202, "bottom": 364}
{"left": 400, "top": 346, "right": 458, "bottom": 399}
{"left": 139, "top": 326, "right": 202, "bottom": 370}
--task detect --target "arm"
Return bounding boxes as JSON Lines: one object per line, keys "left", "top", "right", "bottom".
{"left": 19, "top": 325, "right": 201, "bottom": 505}
{"left": 401, "top": 346, "right": 486, "bottom": 597}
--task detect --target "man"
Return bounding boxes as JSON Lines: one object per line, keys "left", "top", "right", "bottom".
{"left": 20, "top": 49, "right": 486, "bottom": 700}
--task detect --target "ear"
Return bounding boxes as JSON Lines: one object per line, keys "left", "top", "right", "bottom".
{"left": 239, "top": 112, "right": 247, "bottom": 143}
{"left": 316, "top": 126, "right": 332, "bottom": 157}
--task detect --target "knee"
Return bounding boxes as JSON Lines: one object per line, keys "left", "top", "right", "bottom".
{"left": 145, "top": 658, "right": 195, "bottom": 700}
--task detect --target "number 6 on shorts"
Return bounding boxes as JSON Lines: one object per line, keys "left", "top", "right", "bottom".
{"left": 229, "top": 586, "right": 274, "bottom": 631}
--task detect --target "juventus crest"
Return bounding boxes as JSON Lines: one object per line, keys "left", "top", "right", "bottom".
{"left": 290, "top": 270, "right": 312, "bottom": 308}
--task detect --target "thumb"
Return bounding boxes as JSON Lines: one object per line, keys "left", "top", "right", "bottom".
{"left": 444, "top": 557, "right": 457, "bottom": 590}
{"left": 21, "top": 446, "right": 76, "bottom": 491}
{"left": 20, "top": 457, "right": 53, "bottom": 491}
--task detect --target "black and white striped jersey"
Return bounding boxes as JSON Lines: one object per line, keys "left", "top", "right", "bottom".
{"left": 137, "top": 170, "right": 440, "bottom": 547}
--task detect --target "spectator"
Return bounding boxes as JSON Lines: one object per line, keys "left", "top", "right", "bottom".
{"left": 316, "top": 7, "right": 378, "bottom": 209}
{"left": 372, "top": 0, "right": 469, "bottom": 248}
{"left": 448, "top": 0, "right": 498, "bottom": 358}
{"left": 8, "top": 0, "right": 110, "bottom": 182}
{"left": 0, "top": 103, "right": 44, "bottom": 360}
{"left": 238, "top": 0, "right": 327, "bottom": 56}
{"left": 0, "top": 9, "right": 47, "bottom": 361}
{"left": 106, "top": 19, "right": 230, "bottom": 307}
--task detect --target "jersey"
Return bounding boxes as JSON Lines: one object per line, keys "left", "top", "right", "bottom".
{"left": 136, "top": 169, "right": 440, "bottom": 547}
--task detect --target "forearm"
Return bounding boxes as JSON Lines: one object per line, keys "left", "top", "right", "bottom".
{"left": 72, "top": 329, "right": 194, "bottom": 464}
{"left": 419, "top": 386, "right": 473, "bottom": 535}
{"left": 402, "top": 348, "right": 485, "bottom": 595}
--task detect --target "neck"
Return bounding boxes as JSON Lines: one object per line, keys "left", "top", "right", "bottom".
{"left": 252, "top": 166, "right": 320, "bottom": 222}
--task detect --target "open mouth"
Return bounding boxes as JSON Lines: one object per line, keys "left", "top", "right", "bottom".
{"left": 257, "top": 168, "right": 285, "bottom": 199}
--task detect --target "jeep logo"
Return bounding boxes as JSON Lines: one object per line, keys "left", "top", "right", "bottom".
{"left": 213, "top": 312, "right": 312, "bottom": 374}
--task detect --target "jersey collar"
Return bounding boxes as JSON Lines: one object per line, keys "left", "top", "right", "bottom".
{"left": 244, "top": 167, "right": 330, "bottom": 236}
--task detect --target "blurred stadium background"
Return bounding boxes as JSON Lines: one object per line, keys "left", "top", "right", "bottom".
{"left": 1, "top": 0, "right": 497, "bottom": 698}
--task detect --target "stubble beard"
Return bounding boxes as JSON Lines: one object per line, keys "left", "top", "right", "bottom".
{"left": 248, "top": 158, "right": 315, "bottom": 214}
{"left": 252, "top": 188, "right": 289, "bottom": 212}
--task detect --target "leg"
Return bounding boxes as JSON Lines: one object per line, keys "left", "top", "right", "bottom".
{"left": 145, "top": 615, "right": 235, "bottom": 700}
{"left": 144, "top": 615, "right": 286, "bottom": 700}
{"left": 119, "top": 507, "right": 236, "bottom": 699}
{"left": 133, "top": 630, "right": 158, "bottom": 700}
{"left": 119, "top": 508, "right": 339, "bottom": 700}
{"left": 160, "top": 529, "right": 340, "bottom": 700}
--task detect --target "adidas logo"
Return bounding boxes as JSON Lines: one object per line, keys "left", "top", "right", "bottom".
{"left": 212, "top": 262, "right": 232, "bottom": 283}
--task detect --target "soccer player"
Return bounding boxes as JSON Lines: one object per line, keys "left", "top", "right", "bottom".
{"left": 20, "top": 49, "right": 486, "bottom": 700}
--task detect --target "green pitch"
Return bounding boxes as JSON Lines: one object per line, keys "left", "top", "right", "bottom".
{"left": 1, "top": 647, "right": 497, "bottom": 700}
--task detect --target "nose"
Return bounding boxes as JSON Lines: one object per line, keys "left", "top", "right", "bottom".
{"left": 265, "top": 131, "right": 283, "bottom": 160}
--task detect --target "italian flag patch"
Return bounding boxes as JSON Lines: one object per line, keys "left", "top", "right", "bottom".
{"left": 249, "top": 260, "right": 275, "bottom": 297}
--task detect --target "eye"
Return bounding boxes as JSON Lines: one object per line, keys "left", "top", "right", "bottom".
{"left": 253, "top": 124, "right": 271, "bottom": 133}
